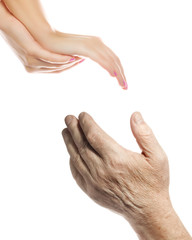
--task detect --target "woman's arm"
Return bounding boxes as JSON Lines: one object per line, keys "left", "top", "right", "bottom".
{"left": 0, "top": 1, "right": 81, "bottom": 73}
{"left": 2, "top": 0, "right": 127, "bottom": 89}
{"left": 2, "top": 0, "right": 52, "bottom": 39}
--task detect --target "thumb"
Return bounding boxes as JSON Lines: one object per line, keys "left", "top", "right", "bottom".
{"left": 130, "top": 112, "right": 165, "bottom": 160}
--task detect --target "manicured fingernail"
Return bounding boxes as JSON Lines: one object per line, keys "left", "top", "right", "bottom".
{"left": 65, "top": 116, "right": 73, "bottom": 126}
{"left": 79, "top": 59, "right": 85, "bottom": 64}
{"left": 70, "top": 58, "right": 75, "bottom": 62}
{"left": 134, "top": 112, "right": 144, "bottom": 124}
{"left": 114, "top": 71, "right": 117, "bottom": 76}
{"left": 123, "top": 79, "right": 128, "bottom": 90}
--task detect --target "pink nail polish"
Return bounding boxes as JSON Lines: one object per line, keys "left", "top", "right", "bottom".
{"left": 70, "top": 58, "right": 75, "bottom": 62}
{"left": 114, "top": 71, "right": 117, "bottom": 76}
{"left": 123, "top": 79, "right": 128, "bottom": 90}
{"left": 79, "top": 59, "right": 85, "bottom": 64}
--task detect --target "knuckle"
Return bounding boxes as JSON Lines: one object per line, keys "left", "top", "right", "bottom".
{"left": 95, "top": 162, "right": 112, "bottom": 183}
{"left": 91, "top": 36, "right": 102, "bottom": 42}
{"left": 78, "top": 141, "right": 89, "bottom": 155}
{"left": 98, "top": 168, "right": 108, "bottom": 182}
{"left": 92, "top": 36, "right": 103, "bottom": 46}
{"left": 94, "top": 162, "right": 105, "bottom": 178}
{"left": 73, "top": 154, "right": 84, "bottom": 170}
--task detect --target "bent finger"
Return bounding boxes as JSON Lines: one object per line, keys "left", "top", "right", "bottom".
{"left": 62, "top": 128, "right": 91, "bottom": 180}
{"left": 104, "top": 46, "right": 127, "bottom": 89}
{"left": 25, "top": 60, "right": 83, "bottom": 73}
{"left": 78, "top": 112, "right": 121, "bottom": 158}
{"left": 65, "top": 115, "right": 101, "bottom": 172}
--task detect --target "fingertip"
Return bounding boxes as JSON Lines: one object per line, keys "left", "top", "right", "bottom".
{"left": 116, "top": 77, "right": 123, "bottom": 88}
{"left": 78, "top": 112, "right": 94, "bottom": 128}
{"left": 131, "top": 111, "right": 141, "bottom": 119}
{"left": 115, "top": 76, "right": 126, "bottom": 89}
{"left": 113, "top": 70, "right": 128, "bottom": 90}
{"left": 78, "top": 112, "right": 88, "bottom": 120}
{"left": 131, "top": 112, "right": 143, "bottom": 125}
{"left": 122, "top": 86, "right": 128, "bottom": 90}
{"left": 61, "top": 128, "right": 69, "bottom": 138}
{"left": 122, "top": 79, "right": 128, "bottom": 90}
{"left": 130, "top": 112, "right": 142, "bottom": 135}
{"left": 78, "top": 59, "right": 85, "bottom": 64}
{"left": 65, "top": 115, "right": 74, "bottom": 126}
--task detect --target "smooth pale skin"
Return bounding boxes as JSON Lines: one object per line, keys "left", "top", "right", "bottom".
{"left": 62, "top": 112, "right": 191, "bottom": 240}
{"left": 0, "top": 2, "right": 82, "bottom": 73}
{"left": 1, "top": 0, "right": 127, "bottom": 89}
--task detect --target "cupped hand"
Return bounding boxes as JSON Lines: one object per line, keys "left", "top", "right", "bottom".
{"left": 2, "top": 0, "right": 127, "bottom": 89}
{"left": 40, "top": 31, "right": 127, "bottom": 89}
{"left": 62, "top": 112, "right": 173, "bottom": 237}
{"left": 0, "top": 2, "right": 82, "bottom": 73}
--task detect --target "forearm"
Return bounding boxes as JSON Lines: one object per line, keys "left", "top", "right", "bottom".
{"left": 0, "top": 2, "right": 11, "bottom": 31}
{"left": 125, "top": 200, "right": 191, "bottom": 240}
{"left": 2, "top": 0, "right": 52, "bottom": 39}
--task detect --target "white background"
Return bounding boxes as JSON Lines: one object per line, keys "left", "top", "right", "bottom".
{"left": 0, "top": 0, "right": 192, "bottom": 239}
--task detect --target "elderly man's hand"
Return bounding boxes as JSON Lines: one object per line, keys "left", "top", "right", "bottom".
{"left": 62, "top": 112, "right": 191, "bottom": 240}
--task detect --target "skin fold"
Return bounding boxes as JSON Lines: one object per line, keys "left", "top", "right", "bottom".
{"left": 62, "top": 112, "right": 191, "bottom": 240}
{"left": 1, "top": 0, "right": 127, "bottom": 89}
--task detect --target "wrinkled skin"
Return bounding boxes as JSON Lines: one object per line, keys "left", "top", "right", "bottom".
{"left": 62, "top": 112, "right": 191, "bottom": 240}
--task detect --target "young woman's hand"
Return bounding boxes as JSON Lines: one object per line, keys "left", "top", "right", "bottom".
{"left": 2, "top": 0, "right": 127, "bottom": 89}
{"left": 38, "top": 31, "right": 127, "bottom": 89}
{"left": 0, "top": 2, "right": 82, "bottom": 73}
